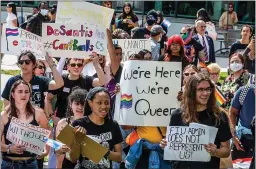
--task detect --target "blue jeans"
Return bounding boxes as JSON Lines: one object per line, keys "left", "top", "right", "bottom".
{"left": 1, "top": 159, "right": 38, "bottom": 169}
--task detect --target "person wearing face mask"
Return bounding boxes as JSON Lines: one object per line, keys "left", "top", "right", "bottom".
{"left": 132, "top": 10, "right": 158, "bottom": 39}
{"left": 26, "top": 1, "right": 50, "bottom": 36}
{"left": 221, "top": 53, "right": 254, "bottom": 109}
{"left": 149, "top": 25, "right": 166, "bottom": 61}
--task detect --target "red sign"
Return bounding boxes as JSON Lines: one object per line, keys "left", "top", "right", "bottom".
{"left": 13, "top": 40, "right": 18, "bottom": 46}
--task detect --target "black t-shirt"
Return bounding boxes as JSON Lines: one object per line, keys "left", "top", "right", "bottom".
{"left": 50, "top": 74, "right": 94, "bottom": 118}
{"left": 132, "top": 27, "right": 151, "bottom": 39}
{"left": 72, "top": 116, "right": 123, "bottom": 169}
{"left": 229, "top": 41, "right": 248, "bottom": 57}
{"left": 158, "top": 55, "right": 189, "bottom": 72}
{"left": 1, "top": 75, "right": 50, "bottom": 108}
{"left": 117, "top": 14, "right": 138, "bottom": 35}
{"left": 169, "top": 108, "right": 232, "bottom": 169}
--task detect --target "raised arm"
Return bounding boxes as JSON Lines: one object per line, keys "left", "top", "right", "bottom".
{"left": 45, "top": 53, "right": 64, "bottom": 90}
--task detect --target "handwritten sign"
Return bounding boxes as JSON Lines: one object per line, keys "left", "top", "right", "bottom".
{"left": 42, "top": 23, "right": 107, "bottom": 58}
{"left": 112, "top": 39, "right": 151, "bottom": 61}
{"left": 164, "top": 126, "right": 210, "bottom": 162}
{"left": 1, "top": 24, "right": 45, "bottom": 59}
{"left": 56, "top": 1, "right": 114, "bottom": 28}
{"left": 114, "top": 61, "right": 181, "bottom": 126}
{"left": 6, "top": 117, "right": 51, "bottom": 155}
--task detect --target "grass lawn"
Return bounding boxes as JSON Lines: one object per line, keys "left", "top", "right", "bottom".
{"left": 219, "top": 72, "right": 228, "bottom": 84}
{"left": 0, "top": 70, "right": 20, "bottom": 76}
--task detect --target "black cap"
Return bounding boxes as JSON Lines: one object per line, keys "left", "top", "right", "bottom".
{"left": 146, "top": 9, "right": 158, "bottom": 21}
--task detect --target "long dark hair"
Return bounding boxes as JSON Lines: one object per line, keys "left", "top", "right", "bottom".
{"left": 181, "top": 73, "right": 221, "bottom": 125}
{"left": 7, "top": 80, "right": 35, "bottom": 119}
{"left": 7, "top": 2, "right": 19, "bottom": 27}
{"left": 85, "top": 87, "right": 111, "bottom": 118}
{"left": 120, "top": 2, "right": 136, "bottom": 19}
{"left": 66, "top": 87, "right": 88, "bottom": 124}
{"left": 197, "top": 8, "right": 211, "bottom": 22}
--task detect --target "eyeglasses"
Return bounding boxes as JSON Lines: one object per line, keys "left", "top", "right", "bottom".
{"left": 184, "top": 72, "right": 196, "bottom": 76}
{"left": 197, "top": 87, "right": 213, "bottom": 93}
{"left": 36, "top": 65, "right": 45, "bottom": 70}
{"left": 70, "top": 63, "right": 83, "bottom": 68}
{"left": 201, "top": 26, "right": 206, "bottom": 28}
{"left": 18, "top": 59, "right": 31, "bottom": 65}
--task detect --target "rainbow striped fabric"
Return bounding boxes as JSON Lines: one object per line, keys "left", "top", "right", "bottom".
{"left": 215, "top": 87, "right": 226, "bottom": 106}
{"left": 120, "top": 94, "right": 133, "bottom": 109}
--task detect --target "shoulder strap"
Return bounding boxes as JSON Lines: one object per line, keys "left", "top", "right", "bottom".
{"left": 239, "top": 85, "right": 251, "bottom": 105}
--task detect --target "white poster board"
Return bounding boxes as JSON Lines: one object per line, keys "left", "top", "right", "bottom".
{"left": 6, "top": 117, "right": 51, "bottom": 155}
{"left": 1, "top": 24, "right": 45, "bottom": 59}
{"left": 112, "top": 39, "right": 151, "bottom": 61}
{"left": 164, "top": 126, "right": 210, "bottom": 162}
{"left": 56, "top": 1, "right": 114, "bottom": 28}
{"left": 114, "top": 61, "right": 181, "bottom": 126}
{"left": 42, "top": 23, "right": 107, "bottom": 58}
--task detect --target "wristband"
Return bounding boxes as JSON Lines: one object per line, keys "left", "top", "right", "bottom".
{"left": 104, "top": 150, "right": 110, "bottom": 159}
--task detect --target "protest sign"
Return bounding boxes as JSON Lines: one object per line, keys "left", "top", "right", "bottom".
{"left": 1, "top": 24, "right": 45, "bottom": 59}
{"left": 6, "top": 117, "right": 51, "bottom": 155}
{"left": 114, "top": 60, "right": 181, "bottom": 126}
{"left": 164, "top": 126, "right": 210, "bottom": 162}
{"left": 57, "top": 125, "right": 108, "bottom": 163}
{"left": 189, "top": 123, "right": 218, "bottom": 144}
{"left": 42, "top": 23, "right": 107, "bottom": 58}
{"left": 56, "top": 1, "right": 114, "bottom": 28}
{"left": 112, "top": 39, "right": 151, "bottom": 61}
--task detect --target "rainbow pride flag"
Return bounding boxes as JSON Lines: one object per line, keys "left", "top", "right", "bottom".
{"left": 120, "top": 94, "right": 132, "bottom": 109}
{"left": 215, "top": 87, "right": 226, "bottom": 106}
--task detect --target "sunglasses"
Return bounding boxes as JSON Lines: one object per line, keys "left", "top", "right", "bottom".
{"left": 70, "top": 63, "right": 83, "bottom": 68}
{"left": 18, "top": 59, "right": 31, "bottom": 65}
{"left": 184, "top": 72, "right": 196, "bottom": 76}
{"left": 180, "top": 32, "right": 187, "bottom": 35}
{"left": 36, "top": 65, "right": 45, "bottom": 70}
{"left": 201, "top": 26, "right": 206, "bottom": 28}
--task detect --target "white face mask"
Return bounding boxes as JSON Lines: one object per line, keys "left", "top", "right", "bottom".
{"left": 230, "top": 63, "right": 243, "bottom": 72}
{"left": 40, "top": 9, "right": 49, "bottom": 16}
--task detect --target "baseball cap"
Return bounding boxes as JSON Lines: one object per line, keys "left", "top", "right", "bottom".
{"left": 146, "top": 9, "right": 158, "bottom": 21}
{"left": 150, "top": 25, "right": 166, "bottom": 36}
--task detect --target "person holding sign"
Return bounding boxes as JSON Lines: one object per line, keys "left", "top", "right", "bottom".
{"left": 117, "top": 2, "right": 138, "bottom": 35}
{"left": 0, "top": 80, "right": 49, "bottom": 169}
{"left": 69, "top": 87, "right": 123, "bottom": 169}
{"left": 1, "top": 51, "right": 64, "bottom": 109}
{"left": 160, "top": 73, "right": 232, "bottom": 169}
{"left": 55, "top": 87, "right": 88, "bottom": 169}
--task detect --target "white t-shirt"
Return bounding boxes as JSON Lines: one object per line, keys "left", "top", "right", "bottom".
{"left": 6, "top": 13, "right": 17, "bottom": 26}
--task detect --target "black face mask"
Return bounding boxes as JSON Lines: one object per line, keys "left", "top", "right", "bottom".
{"left": 147, "top": 20, "right": 155, "bottom": 26}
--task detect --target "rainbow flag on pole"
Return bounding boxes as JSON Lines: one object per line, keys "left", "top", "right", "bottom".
{"left": 215, "top": 87, "right": 226, "bottom": 106}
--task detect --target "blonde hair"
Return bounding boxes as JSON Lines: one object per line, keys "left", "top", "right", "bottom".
{"left": 207, "top": 63, "right": 221, "bottom": 73}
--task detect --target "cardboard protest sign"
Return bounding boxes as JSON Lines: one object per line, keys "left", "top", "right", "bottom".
{"left": 57, "top": 125, "right": 108, "bottom": 163}
{"left": 6, "top": 117, "right": 51, "bottom": 155}
{"left": 42, "top": 23, "right": 107, "bottom": 58}
{"left": 112, "top": 39, "right": 151, "bottom": 61}
{"left": 1, "top": 24, "right": 45, "bottom": 59}
{"left": 164, "top": 126, "right": 210, "bottom": 162}
{"left": 114, "top": 61, "right": 181, "bottom": 126}
{"left": 56, "top": 1, "right": 114, "bottom": 28}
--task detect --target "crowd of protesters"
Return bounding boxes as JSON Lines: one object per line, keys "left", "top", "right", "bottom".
{"left": 1, "top": 1, "right": 255, "bottom": 169}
